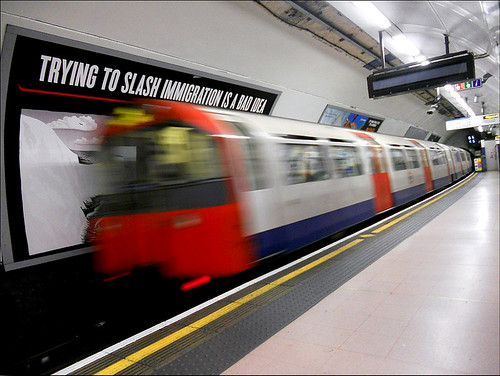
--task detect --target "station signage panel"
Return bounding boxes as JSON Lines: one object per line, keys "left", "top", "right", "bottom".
{"left": 446, "top": 113, "right": 499, "bottom": 130}
{"left": 454, "top": 78, "right": 482, "bottom": 91}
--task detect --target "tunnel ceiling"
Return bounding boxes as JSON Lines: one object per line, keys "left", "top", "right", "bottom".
{"left": 255, "top": 0, "right": 498, "bottom": 120}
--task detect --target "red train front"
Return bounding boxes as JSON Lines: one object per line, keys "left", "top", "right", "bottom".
{"left": 88, "top": 100, "right": 256, "bottom": 280}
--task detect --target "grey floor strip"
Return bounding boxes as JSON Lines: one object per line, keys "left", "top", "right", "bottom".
{"left": 154, "top": 174, "right": 481, "bottom": 375}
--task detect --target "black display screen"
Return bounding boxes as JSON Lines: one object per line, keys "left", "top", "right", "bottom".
{"left": 367, "top": 51, "right": 475, "bottom": 98}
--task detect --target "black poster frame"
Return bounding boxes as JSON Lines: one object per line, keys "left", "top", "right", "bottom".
{"left": 0, "top": 25, "right": 280, "bottom": 270}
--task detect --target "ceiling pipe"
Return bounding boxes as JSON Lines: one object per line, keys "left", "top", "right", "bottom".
{"left": 285, "top": 1, "right": 384, "bottom": 63}
{"left": 444, "top": 33, "right": 450, "bottom": 54}
{"left": 379, "top": 30, "right": 386, "bottom": 69}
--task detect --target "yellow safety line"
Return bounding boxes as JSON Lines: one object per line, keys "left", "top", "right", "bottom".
{"left": 94, "top": 172, "right": 476, "bottom": 375}
{"left": 94, "top": 238, "right": 364, "bottom": 375}
{"left": 373, "top": 173, "right": 477, "bottom": 234}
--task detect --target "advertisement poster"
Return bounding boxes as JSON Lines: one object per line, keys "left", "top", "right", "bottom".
{"left": 319, "top": 105, "right": 383, "bottom": 132}
{"left": 1, "top": 26, "right": 280, "bottom": 267}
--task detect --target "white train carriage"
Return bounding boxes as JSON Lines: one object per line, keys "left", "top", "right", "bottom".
{"left": 204, "top": 106, "right": 473, "bottom": 261}
{"left": 90, "top": 100, "right": 474, "bottom": 277}
{"left": 416, "top": 140, "right": 452, "bottom": 190}
{"left": 455, "top": 147, "right": 472, "bottom": 179}
{"left": 207, "top": 109, "right": 376, "bottom": 258}
{"left": 364, "top": 133, "right": 428, "bottom": 207}
{"left": 441, "top": 144, "right": 458, "bottom": 182}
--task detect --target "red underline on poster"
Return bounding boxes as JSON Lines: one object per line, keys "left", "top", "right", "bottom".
{"left": 18, "top": 85, "right": 133, "bottom": 103}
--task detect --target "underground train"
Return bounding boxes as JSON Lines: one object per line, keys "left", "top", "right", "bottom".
{"left": 88, "top": 99, "right": 473, "bottom": 283}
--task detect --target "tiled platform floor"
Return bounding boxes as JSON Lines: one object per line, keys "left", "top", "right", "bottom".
{"left": 223, "top": 170, "right": 499, "bottom": 375}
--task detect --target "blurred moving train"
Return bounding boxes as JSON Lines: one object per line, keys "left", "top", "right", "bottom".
{"left": 88, "top": 99, "right": 473, "bottom": 283}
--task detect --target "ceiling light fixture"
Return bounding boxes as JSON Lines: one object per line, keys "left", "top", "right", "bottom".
{"left": 415, "top": 55, "right": 430, "bottom": 65}
{"left": 351, "top": 1, "right": 392, "bottom": 29}
{"left": 443, "top": 84, "right": 476, "bottom": 117}
{"left": 391, "top": 34, "right": 421, "bottom": 56}
{"left": 349, "top": 2, "right": 428, "bottom": 66}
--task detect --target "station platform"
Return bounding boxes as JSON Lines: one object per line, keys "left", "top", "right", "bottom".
{"left": 56, "top": 170, "right": 499, "bottom": 375}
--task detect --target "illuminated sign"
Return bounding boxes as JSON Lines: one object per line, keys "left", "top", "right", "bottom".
{"left": 319, "top": 104, "right": 383, "bottom": 132}
{"left": 446, "top": 113, "right": 499, "bottom": 130}
{"left": 474, "top": 158, "right": 482, "bottom": 171}
{"left": 454, "top": 79, "right": 482, "bottom": 91}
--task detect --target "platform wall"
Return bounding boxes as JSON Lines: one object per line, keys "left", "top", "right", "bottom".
{"left": 1, "top": 1, "right": 464, "bottom": 144}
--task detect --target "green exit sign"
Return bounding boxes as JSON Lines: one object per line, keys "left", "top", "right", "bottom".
{"left": 454, "top": 79, "right": 482, "bottom": 91}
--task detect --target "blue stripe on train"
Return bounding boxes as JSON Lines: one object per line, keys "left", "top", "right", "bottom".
{"left": 251, "top": 199, "right": 376, "bottom": 259}
{"left": 252, "top": 175, "right": 452, "bottom": 260}
{"left": 433, "top": 175, "right": 450, "bottom": 190}
{"left": 392, "top": 183, "right": 427, "bottom": 207}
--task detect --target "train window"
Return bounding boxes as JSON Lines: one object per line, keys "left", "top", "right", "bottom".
{"left": 460, "top": 152, "right": 466, "bottom": 161}
{"left": 430, "top": 149, "right": 443, "bottom": 166}
{"left": 101, "top": 122, "right": 225, "bottom": 191}
{"left": 390, "top": 148, "right": 408, "bottom": 171}
{"left": 364, "top": 146, "right": 374, "bottom": 174}
{"left": 282, "top": 144, "right": 329, "bottom": 185}
{"left": 441, "top": 152, "right": 448, "bottom": 165}
{"left": 405, "top": 149, "right": 420, "bottom": 169}
{"left": 419, "top": 149, "right": 430, "bottom": 168}
{"left": 329, "top": 146, "right": 363, "bottom": 178}
{"left": 376, "top": 147, "right": 388, "bottom": 173}
{"left": 431, "top": 150, "right": 440, "bottom": 166}
{"left": 365, "top": 145, "right": 387, "bottom": 174}
{"left": 229, "top": 122, "right": 269, "bottom": 190}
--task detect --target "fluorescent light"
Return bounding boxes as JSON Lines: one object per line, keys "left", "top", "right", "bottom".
{"left": 415, "top": 55, "right": 430, "bottom": 65}
{"left": 442, "top": 84, "right": 475, "bottom": 117}
{"left": 391, "top": 34, "right": 421, "bottom": 56}
{"left": 351, "top": 2, "right": 391, "bottom": 29}
{"left": 444, "top": 84, "right": 454, "bottom": 92}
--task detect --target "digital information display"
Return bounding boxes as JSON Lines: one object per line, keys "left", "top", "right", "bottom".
{"left": 367, "top": 51, "right": 475, "bottom": 99}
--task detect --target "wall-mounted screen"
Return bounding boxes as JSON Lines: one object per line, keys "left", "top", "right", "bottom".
{"left": 367, "top": 51, "right": 475, "bottom": 99}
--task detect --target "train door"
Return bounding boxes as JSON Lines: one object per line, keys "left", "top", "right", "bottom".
{"left": 409, "top": 140, "right": 433, "bottom": 192}
{"left": 221, "top": 118, "right": 288, "bottom": 260}
{"left": 279, "top": 139, "right": 332, "bottom": 250}
{"left": 353, "top": 133, "right": 393, "bottom": 213}
{"left": 448, "top": 148, "right": 458, "bottom": 181}
{"left": 440, "top": 146, "right": 453, "bottom": 182}
{"left": 453, "top": 149, "right": 463, "bottom": 179}
{"left": 457, "top": 150, "right": 466, "bottom": 176}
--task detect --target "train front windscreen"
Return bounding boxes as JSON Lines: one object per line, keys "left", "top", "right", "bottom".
{"left": 88, "top": 107, "right": 254, "bottom": 279}
{"left": 99, "top": 122, "right": 225, "bottom": 195}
